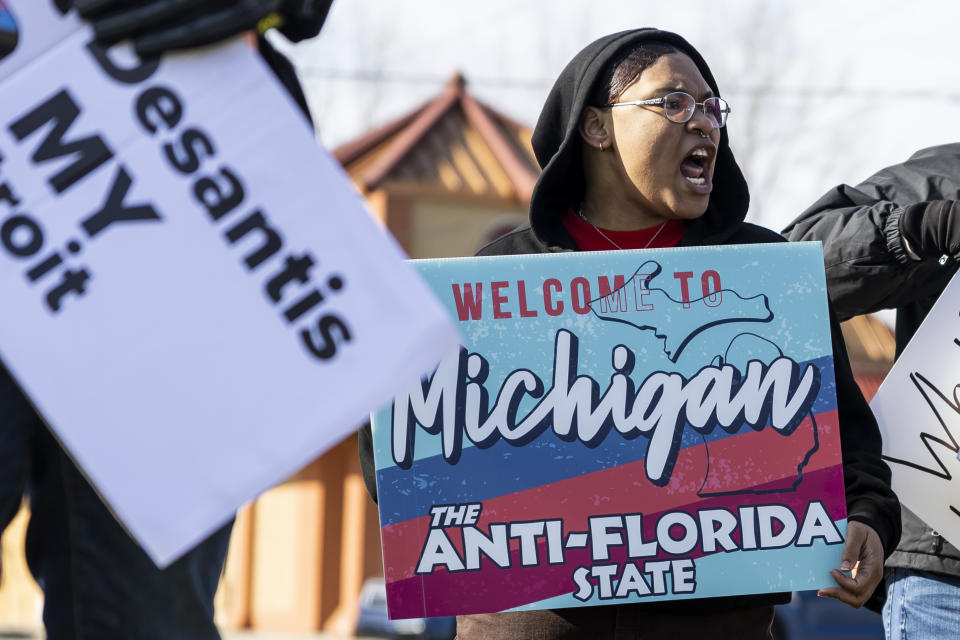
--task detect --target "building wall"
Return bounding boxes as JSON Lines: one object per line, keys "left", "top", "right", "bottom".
{"left": 408, "top": 199, "right": 526, "bottom": 259}
{"left": 214, "top": 430, "right": 382, "bottom": 635}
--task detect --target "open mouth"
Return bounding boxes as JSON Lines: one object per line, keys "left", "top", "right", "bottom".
{"left": 680, "top": 146, "right": 713, "bottom": 188}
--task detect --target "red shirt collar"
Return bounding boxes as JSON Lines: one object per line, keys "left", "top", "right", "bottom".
{"left": 562, "top": 209, "right": 687, "bottom": 251}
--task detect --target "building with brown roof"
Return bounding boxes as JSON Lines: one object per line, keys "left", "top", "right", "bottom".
{"left": 335, "top": 72, "right": 538, "bottom": 259}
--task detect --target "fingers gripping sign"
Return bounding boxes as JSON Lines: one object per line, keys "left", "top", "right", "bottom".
{"left": 817, "top": 520, "right": 885, "bottom": 608}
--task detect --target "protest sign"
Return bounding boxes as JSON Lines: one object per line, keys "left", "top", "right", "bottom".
{"left": 871, "top": 270, "right": 960, "bottom": 547}
{"left": 0, "top": 0, "right": 459, "bottom": 567}
{"left": 370, "top": 242, "right": 848, "bottom": 618}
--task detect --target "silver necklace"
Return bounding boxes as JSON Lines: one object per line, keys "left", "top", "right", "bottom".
{"left": 577, "top": 207, "right": 667, "bottom": 250}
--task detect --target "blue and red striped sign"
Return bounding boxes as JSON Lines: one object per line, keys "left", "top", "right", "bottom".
{"left": 371, "top": 242, "right": 846, "bottom": 619}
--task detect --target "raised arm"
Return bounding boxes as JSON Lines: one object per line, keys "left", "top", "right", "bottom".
{"left": 783, "top": 144, "right": 960, "bottom": 321}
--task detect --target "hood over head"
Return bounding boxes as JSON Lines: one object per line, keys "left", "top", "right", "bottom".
{"left": 529, "top": 28, "right": 749, "bottom": 247}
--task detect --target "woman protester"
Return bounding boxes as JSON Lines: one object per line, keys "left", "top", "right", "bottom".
{"left": 359, "top": 27, "right": 900, "bottom": 640}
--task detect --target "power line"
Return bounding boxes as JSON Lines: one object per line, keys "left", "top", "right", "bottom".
{"left": 727, "top": 87, "right": 960, "bottom": 100}
{"left": 297, "top": 67, "right": 550, "bottom": 89}
{"left": 297, "top": 67, "right": 960, "bottom": 101}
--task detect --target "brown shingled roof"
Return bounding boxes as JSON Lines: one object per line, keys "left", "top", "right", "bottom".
{"left": 333, "top": 72, "right": 539, "bottom": 204}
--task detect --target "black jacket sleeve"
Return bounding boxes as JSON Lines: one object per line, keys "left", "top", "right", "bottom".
{"left": 731, "top": 226, "right": 901, "bottom": 556}
{"left": 828, "top": 305, "right": 901, "bottom": 555}
{"left": 782, "top": 144, "right": 960, "bottom": 321}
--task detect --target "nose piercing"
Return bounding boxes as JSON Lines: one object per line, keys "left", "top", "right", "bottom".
{"left": 697, "top": 129, "right": 708, "bottom": 139}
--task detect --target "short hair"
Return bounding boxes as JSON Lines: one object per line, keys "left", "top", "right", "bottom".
{"left": 588, "top": 42, "right": 679, "bottom": 107}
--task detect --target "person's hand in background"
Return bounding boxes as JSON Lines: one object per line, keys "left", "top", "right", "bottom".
{"left": 899, "top": 200, "right": 960, "bottom": 263}
{"left": 73, "top": 0, "right": 332, "bottom": 57}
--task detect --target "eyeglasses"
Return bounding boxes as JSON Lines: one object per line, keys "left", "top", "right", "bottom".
{"left": 607, "top": 91, "right": 731, "bottom": 128}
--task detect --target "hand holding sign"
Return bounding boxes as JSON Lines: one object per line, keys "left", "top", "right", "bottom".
{"left": 817, "top": 521, "right": 884, "bottom": 608}
{"left": 74, "top": 0, "right": 333, "bottom": 56}
{"left": 370, "top": 244, "right": 852, "bottom": 619}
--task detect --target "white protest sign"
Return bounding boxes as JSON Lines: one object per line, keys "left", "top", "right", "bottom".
{"left": 871, "top": 269, "right": 960, "bottom": 547}
{"left": 0, "top": 1, "right": 459, "bottom": 566}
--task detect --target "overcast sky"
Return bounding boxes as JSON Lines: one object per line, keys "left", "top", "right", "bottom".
{"left": 277, "top": 0, "right": 960, "bottom": 232}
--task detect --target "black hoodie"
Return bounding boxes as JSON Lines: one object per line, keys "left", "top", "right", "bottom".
{"left": 524, "top": 28, "right": 750, "bottom": 250}
{"left": 360, "top": 28, "right": 900, "bottom": 637}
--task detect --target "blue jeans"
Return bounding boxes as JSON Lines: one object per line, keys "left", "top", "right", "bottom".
{"left": 1, "top": 365, "right": 233, "bottom": 640}
{"left": 883, "top": 567, "right": 960, "bottom": 639}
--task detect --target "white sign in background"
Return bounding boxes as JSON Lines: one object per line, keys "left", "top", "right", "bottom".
{"left": 871, "top": 269, "right": 960, "bottom": 548}
{"left": 0, "top": 2, "right": 459, "bottom": 566}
